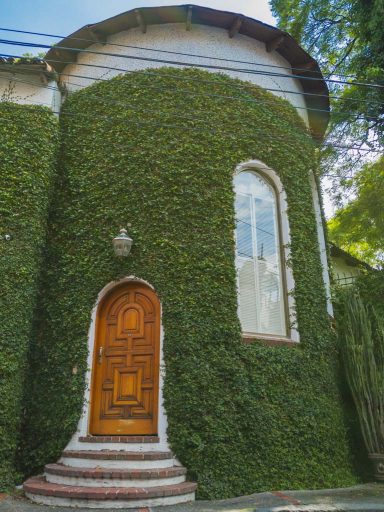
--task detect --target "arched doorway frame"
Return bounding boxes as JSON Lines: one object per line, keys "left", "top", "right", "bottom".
{"left": 64, "top": 276, "right": 170, "bottom": 451}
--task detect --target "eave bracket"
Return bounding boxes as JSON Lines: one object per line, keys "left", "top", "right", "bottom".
{"left": 266, "top": 35, "right": 285, "bottom": 52}
{"left": 135, "top": 10, "right": 147, "bottom": 34}
{"left": 228, "top": 16, "right": 243, "bottom": 38}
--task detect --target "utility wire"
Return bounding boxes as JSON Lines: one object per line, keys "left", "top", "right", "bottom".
{"left": 2, "top": 76, "right": 382, "bottom": 158}
{"left": 0, "top": 25, "right": 369, "bottom": 81}
{"left": 2, "top": 72, "right": 381, "bottom": 150}
{"left": 0, "top": 93, "right": 381, "bottom": 155}
{"left": 3, "top": 50, "right": 383, "bottom": 110}
{"left": 236, "top": 218, "right": 275, "bottom": 237}
{"left": 2, "top": 51, "right": 383, "bottom": 123}
{"left": 1, "top": 37, "right": 384, "bottom": 89}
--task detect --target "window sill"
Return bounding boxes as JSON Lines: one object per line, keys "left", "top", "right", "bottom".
{"left": 242, "top": 335, "right": 299, "bottom": 347}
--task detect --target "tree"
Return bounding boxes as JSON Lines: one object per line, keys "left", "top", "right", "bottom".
{"left": 269, "top": 0, "right": 384, "bottom": 187}
{"left": 327, "top": 156, "right": 384, "bottom": 267}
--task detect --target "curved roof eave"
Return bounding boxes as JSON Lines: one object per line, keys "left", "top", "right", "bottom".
{"left": 45, "top": 4, "right": 330, "bottom": 140}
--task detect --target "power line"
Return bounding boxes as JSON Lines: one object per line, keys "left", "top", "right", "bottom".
{"left": 1, "top": 37, "right": 384, "bottom": 90}
{"left": 3, "top": 72, "right": 382, "bottom": 151}
{"left": 3, "top": 49, "right": 382, "bottom": 110}
{"left": 0, "top": 92, "right": 381, "bottom": 157}
{"left": 236, "top": 218, "right": 275, "bottom": 237}
{"left": 322, "top": 174, "right": 354, "bottom": 178}
{"left": 62, "top": 73, "right": 383, "bottom": 120}
{"left": 0, "top": 95, "right": 294, "bottom": 138}
{"left": 0, "top": 25, "right": 360, "bottom": 80}
{"left": 1, "top": 72, "right": 381, "bottom": 154}
{"left": 3, "top": 51, "right": 383, "bottom": 123}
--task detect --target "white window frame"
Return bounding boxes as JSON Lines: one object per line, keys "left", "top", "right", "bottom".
{"left": 234, "top": 160, "right": 299, "bottom": 343}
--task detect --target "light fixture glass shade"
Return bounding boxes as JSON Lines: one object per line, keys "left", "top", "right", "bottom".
{"left": 112, "top": 228, "right": 133, "bottom": 257}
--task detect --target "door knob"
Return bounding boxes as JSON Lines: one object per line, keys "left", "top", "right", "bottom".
{"left": 98, "top": 346, "right": 103, "bottom": 364}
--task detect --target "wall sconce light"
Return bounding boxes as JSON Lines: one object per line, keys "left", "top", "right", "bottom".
{"left": 112, "top": 228, "right": 133, "bottom": 257}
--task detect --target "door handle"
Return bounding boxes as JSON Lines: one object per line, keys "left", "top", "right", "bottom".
{"left": 98, "top": 346, "right": 103, "bottom": 364}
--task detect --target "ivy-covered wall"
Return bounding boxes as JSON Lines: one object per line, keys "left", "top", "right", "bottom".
{"left": 22, "top": 68, "right": 359, "bottom": 498}
{"left": 0, "top": 103, "right": 57, "bottom": 490}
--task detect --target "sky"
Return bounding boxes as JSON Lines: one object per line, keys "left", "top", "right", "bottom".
{"left": 0, "top": 0, "right": 276, "bottom": 55}
{"left": 0, "top": 0, "right": 334, "bottom": 216}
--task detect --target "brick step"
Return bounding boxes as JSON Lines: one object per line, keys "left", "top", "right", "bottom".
{"left": 79, "top": 435, "right": 160, "bottom": 443}
{"left": 44, "top": 463, "right": 186, "bottom": 488}
{"left": 46, "top": 463, "right": 186, "bottom": 479}
{"left": 24, "top": 476, "right": 197, "bottom": 508}
{"left": 61, "top": 449, "right": 175, "bottom": 469}
{"left": 63, "top": 449, "right": 172, "bottom": 460}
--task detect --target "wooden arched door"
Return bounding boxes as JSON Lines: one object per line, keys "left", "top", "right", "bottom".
{"left": 90, "top": 282, "right": 160, "bottom": 435}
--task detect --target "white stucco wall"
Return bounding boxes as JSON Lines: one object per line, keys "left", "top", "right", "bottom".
{"left": 331, "top": 257, "right": 362, "bottom": 282}
{"left": 61, "top": 23, "right": 309, "bottom": 126}
{"left": 0, "top": 72, "right": 59, "bottom": 111}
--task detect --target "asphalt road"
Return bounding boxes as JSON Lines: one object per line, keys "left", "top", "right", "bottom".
{"left": 1, "top": 483, "right": 384, "bottom": 512}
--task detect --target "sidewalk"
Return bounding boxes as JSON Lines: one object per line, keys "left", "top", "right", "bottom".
{"left": 1, "top": 483, "right": 383, "bottom": 512}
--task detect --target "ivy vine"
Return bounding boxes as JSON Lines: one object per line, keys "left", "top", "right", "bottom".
{"left": 4, "top": 68, "right": 363, "bottom": 496}
{"left": 0, "top": 103, "right": 57, "bottom": 489}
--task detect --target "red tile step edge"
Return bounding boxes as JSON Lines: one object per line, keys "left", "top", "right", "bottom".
{"left": 24, "top": 476, "right": 197, "bottom": 500}
{"left": 79, "top": 436, "right": 160, "bottom": 443}
{"left": 45, "top": 463, "right": 187, "bottom": 479}
{"left": 63, "top": 450, "right": 172, "bottom": 460}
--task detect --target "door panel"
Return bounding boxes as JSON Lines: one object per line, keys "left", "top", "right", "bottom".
{"left": 90, "top": 283, "right": 160, "bottom": 435}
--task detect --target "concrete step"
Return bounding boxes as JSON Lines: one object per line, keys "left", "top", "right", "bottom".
{"left": 45, "top": 463, "right": 187, "bottom": 487}
{"left": 24, "top": 476, "right": 197, "bottom": 509}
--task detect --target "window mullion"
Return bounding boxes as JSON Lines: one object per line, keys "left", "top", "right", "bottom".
{"left": 251, "top": 193, "right": 261, "bottom": 334}
{"left": 273, "top": 202, "right": 286, "bottom": 333}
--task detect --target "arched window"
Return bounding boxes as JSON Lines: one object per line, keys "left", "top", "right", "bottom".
{"left": 235, "top": 170, "right": 287, "bottom": 337}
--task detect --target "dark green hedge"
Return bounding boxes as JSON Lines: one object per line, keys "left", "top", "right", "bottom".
{"left": 23, "top": 68, "right": 358, "bottom": 497}
{"left": 354, "top": 270, "right": 384, "bottom": 316}
{"left": 0, "top": 103, "right": 57, "bottom": 490}
{"left": 332, "top": 270, "right": 384, "bottom": 481}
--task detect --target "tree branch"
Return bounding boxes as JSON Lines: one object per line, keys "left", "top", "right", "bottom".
{"left": 326, "top": 37, "right": 357, "bottom": 76}
{"left": 311, "top": 14, "right": 348, "bottom": 24}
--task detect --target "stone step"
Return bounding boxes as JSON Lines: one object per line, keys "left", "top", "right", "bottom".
{"left": 61, "top": 450, "right": 175, "bottom": 469}
{"left": 79, "top": 435, "right": 160, "bottom": 443}
{"left": 24, "top": 476, "right": 197, "bottom": 509}
{"left": 45, "top": 463, "right": 187, "bottom": 487}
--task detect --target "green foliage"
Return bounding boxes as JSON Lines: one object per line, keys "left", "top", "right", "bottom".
{"left": 338, "top": 291, "right": 384, "bottom": 453}
{"left": 22, "top": 68, "right": 359, "bottom": 498}
{"left": 269, "top": 0, "right": 357, "bottom": 71}
{"left": 270, "top": 0, "right": 384, "bottom": 183}
{"left": 328, "top": 157, "right": 384, "bottom": 267}
{"left": 0, "top": 103, "right": 57, "bottom": 490}
{"left": 353, "top": 270, "right": 384, "bottom": 318}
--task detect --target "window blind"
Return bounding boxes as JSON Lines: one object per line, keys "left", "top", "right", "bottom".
{"left": 235, "top": 171, "right": 286, "bottom": 337}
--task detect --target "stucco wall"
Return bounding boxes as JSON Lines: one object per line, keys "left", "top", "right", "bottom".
{"left": 331, "top": 256, "right": 362, "bottom": 282}
{"left": 0, "top": 72, "right": 59, "bottom": 110}
{"left": 61, "top": 23, "right": 309, "bottom": 126}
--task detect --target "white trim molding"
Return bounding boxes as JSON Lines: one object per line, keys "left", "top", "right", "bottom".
{"left": 310, "top": 172, "right": 334, "bottom": 317}
{"left": 234, "top": 160, "right": 300, "bottom": 343}
{"left": 64, "top": 276, "right": 170, "bottom": 452}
